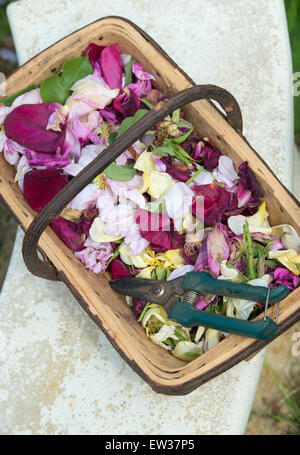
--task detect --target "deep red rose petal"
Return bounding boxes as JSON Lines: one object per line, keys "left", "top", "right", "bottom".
{"left": 109, "top": 257, "right": 131, "bottom": 280}
{"left": 23, "top": 169, "right": 68, "bottom": 213}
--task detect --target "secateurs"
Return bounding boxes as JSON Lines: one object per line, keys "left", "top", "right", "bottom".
{"left": 110, "top": 272, "right": 290, "bottom": 340}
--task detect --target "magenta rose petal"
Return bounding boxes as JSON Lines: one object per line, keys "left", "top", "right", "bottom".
{"left": 4, "top": 103, "right": 66, "bottom": 154}
{"left": 100, "top": 44, "right": 122, "bottom": 89}
{"left": 272, "top": 267, "right": 299, "bottom": 291}
{"left": 23, "top": 168, "right": 68, "bottom": 213}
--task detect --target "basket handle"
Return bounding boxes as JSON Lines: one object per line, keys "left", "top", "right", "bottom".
{"left": 22, "top": 84, "right": 243, "bottom": 280}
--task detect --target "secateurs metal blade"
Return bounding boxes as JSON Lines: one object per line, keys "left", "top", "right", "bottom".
{"left": 109, "top": 272, "right": 290, "bottom": 340}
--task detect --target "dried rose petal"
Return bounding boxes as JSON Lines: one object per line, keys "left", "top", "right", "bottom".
{"left": 100, "top": 44, "right": 122, "bottom": 89}
{"left": 4, "top": 103, "right": 66, "bottom": 154}
{"left": 132, "top": 298, "right": 147, "bottom": 318}
{"left": 23, "top": 169, "right": 68, "bottom": 213}
{"left": 192, "top": 184, "right": 231, "bottom": 226}
{"left": 135, "top": 209, "right": 184, "bottom": 252}
{"left": 82, "top": 43, "right": 104, "bottom": 68}
{"left": 207, "top": 228, "right": 230, "bottom": 276}
{"left": 113, "top": 88, "right": 141, "bottom": 118}
{"left": 51, "top": 218, "right": 86, "bottom": 251}
{"left": 161, "top": 157, "right": 191, "bottom": 182}
{"left": 181, "top": 134, "right": 202, "bottom": 157}
{"left": 237, "top": 161, "right": 263, "bottom": 208}
{"left": 109, "top": 257, "right": 131, "bottom": 280}
{"left": 272, "top": 267, "right": 299, "bottom": 291}
{"left": 194, "top": 238, "right": 209, "bottom": 272}
{"left": 199, "top": 145, "right": 221, "bottom": 171}
{"left": 146, "top": 89, "right": 165, "bottom": 106}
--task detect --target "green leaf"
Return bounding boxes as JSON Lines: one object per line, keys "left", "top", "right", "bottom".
{"left": 0, "top": 84, "right": 39, "bottom": 107}
{"left": 109, "top": 132, "right": 118, "bottom": 145}
{"left": 141, "top": 97, "right": 153, "bottom": 109}
{"left": 40, "top": 75, "right": 70, "bottom": 104}
{"left": 103, "top": 162, "right": 137, "bottom": 181}
{"left": 116, "top": 109, "right": 149, "bottom": 139}
{"left": 173, "top": 126, "right": 194, "bottom": 144}
{"left": 124, "top": 59, "right": 136, "bottom": 86}
{"left": 61, "top": 56, "right": 93, "bottom": 89}
{"left": 171, "top": 109, "right": 180, "bottom": 123}
{"left": 40, "top": 56, "right": 93, "bottom": 104}
{"left": 155, "top": 145, "right": 176, "bottom": 157}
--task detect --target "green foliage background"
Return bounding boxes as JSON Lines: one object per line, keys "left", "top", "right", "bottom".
{"left": 285, "top": 0, "right": 300, "bottom": 135}
{"left": 0, "top": 1, "right": 299, "bottom": 133}
{"left": 0, "top": 2, "right": 10, "bottom": 41}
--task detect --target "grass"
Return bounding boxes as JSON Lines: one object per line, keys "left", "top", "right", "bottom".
{"left": 264, "top": 361, "right": 300, "bottom": 435}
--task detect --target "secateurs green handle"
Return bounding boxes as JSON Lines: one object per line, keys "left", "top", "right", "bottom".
{"left": 168, "top": 302, "right": 278, "bottom": 340}
{"left": 184, "top": 272, "right": 288, "bottom": 305}
{"left": 109, "top": 272, "right": 290, "bottom": 340}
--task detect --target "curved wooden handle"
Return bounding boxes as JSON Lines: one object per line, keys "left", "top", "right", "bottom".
{"left": 22, "top": 85, "right": 243, "bottom": 280}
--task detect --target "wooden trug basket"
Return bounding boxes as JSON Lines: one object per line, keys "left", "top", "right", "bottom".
{"left": 0, "top": 17, "right": 299, "bottom": 395}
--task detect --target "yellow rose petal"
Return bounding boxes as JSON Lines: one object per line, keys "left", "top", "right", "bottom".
{"left": 134, "top": 151, "right": 156, "bottom": 174}
{"left": 269, "top": 249, "right": 300, "bottom": 276}
{"left": 90, "top": 218, "right": 122, "bottom": 243}
{"left": 136, "top": 267, "right": 153, "bottom": 279}
{"left": 164, "top": 249, "right": 185, "bottom": 268}
{"left": 119, "top": 243, "right": 148, "bottom": 268}
{"left": 138, "top": 172, "right": 150, "bottom": 194}
{"left": 148, "top": 171, "right": 175, "bottom": 199}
